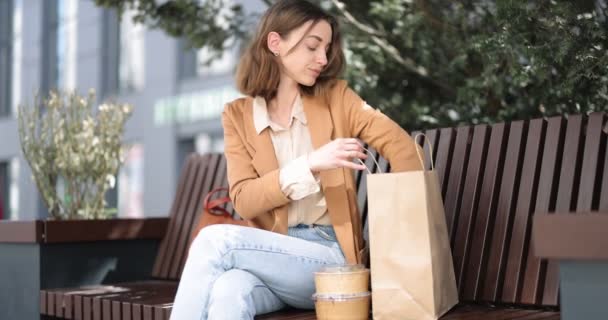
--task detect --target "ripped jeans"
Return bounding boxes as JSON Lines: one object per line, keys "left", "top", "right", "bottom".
{"left": 169, "top": 224, "right": 346, "bottom": 320}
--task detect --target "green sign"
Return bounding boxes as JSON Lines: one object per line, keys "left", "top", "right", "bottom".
{"left": 154, "top": 86, "right": 242, "bottom": 126}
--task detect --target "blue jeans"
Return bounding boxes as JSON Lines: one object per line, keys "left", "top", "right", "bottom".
{"left": 170, "top": 224, "right": 346, "bottom": 320}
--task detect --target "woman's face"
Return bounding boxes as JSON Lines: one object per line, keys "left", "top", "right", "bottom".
{"left": 272, "top": 20, "right": 332, "bottom": 86}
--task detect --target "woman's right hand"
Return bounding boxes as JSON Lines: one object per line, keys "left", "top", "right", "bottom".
{"left": 307, "top": 138, "right": 368, "bottom": 173}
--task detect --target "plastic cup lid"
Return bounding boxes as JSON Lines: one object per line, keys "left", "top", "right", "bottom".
{"left": 312, "top": 292, "right": 371, "bottom": 302}
{"left": 316, "top": 264, "right": 368, "bottom": 274}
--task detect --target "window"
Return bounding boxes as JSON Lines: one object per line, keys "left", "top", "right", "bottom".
{"left": 178, "top": 134, "right": 224, "bottom": 168}
{"left": 56, "top": 0, "right": 78, "bottom": 90}
{"left": 194, "top": 134, "right": 224, "bottom": 154}
{"left": 0, "top": 162, "right": 7, "bottom": 220}
{"left": 176, "top": 134, "right": 223, "bottom": 181}
{"left": 178, "top": 41, "right": 238, "bottom": 80}
{"left": 118, "top": 8, "right": 145, "bottom": 92}
{"left": 177, "top": 39, "right": 198, "bottom": 80}
{"left": 41, "top": 0, "right": 78, "bottom": 92}
{"left": 117, "top": 144, "right": 144, "bottom": 218}
{"left": 101, "top": 6, "right": 146, "bottom": 95}
{"left": 0, "top": 159, "right": 20, "bottom": 220}
{"left": 101, "top": 8, "right": 120, "bottom": 97}
{"left": 11, "top": 0, "right": 22, "bottom": 116}
{"left": 0, "top": 0, "right": 18, "bottom": 117}
{"left": 177, "top": 138, "right": 197, "bottom": 179}
{"left": 176, "top": 0, "right": 237, "bottom": 80}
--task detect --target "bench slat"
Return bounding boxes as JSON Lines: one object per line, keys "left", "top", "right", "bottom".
{"left": 444, "top": 126, "right": 472, "bottom": 240}
{"left": 49, "top": 291, "right": 56, "bottom": 316}
{"left": 463, "top": 122, "right": 507, "bottom": 300}
{"left": 441, "top": 305, "right": 557, "bottom": 320}
{"left": 143, "top": 305, "right": 153, "bottom": 320}
{"left": 255, "top": 309, "right": 316, "bottom": 319}
{"left": 436, "top": 128, "right": 456, "bottom": 197}
{"left": 170, "top": 154, "right": 222, "bottom": 279}
{"left": 482, "top": 120, "right": 525, "bottom": 301}
{"left": 358, "top": 147, "right": 380, "bottom": 243}
{"left": 74, "top": 295, "right": 82, "bottom": 320}
{"left": 602, "top": 138, "right": 608, "bottom": 210}
{"left": 64, "top": 292, "right": 73, "bottom": 319}
{"left": 40, "top": 290, "right": 48, "bottom": 315}
{"left": 55, "top": 291, "right": 65, "bottom": 317}
{"left": 152, "top": 155, "right": 201, "bottom": 278}
{"left": 83, "top": 296, "right": 93, "bottom": 320}
{"left": 502, "top": 118, "right": 545, "bottom": 303}
{"left": 453, "top": 124, "right": 489, "bottom": 290}
{"left": 600, "top": 111, "right": 608, "bottom": 211}
{"left": 113, "top": 300, "right": 123, "bottom": 320}
{"left": 103, "top": 299, "right": 113, "bottom": 320}
{"left": 122, "top": 302, "right": 132, "bottom": 320}
{"left": 92, "top": 296, "right": 101, "bottom": 320}
{"left": 164, "top": 154, "right": 217, "bottom": 279}
{"left": 132, "top": 303, "right": 143, "bottom": 320}
{"left": 176, "top": 154, "right": 228, "bottom": 278}
{"left": 577, "top": 112, "right": 606, "bottom": 211}
{"left": 555, "top": 114, "right": 584, "bottom": 211}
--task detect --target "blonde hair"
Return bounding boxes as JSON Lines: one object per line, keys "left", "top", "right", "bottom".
{"left": 235, "top": 0, "right": 345, "bottom": 102}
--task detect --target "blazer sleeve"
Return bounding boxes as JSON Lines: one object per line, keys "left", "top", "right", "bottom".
{"left": 222, "top": 106, "right": 290, "bottom": 220}
{"left": 337, "top": 82, "right": 423, "bottom": 172}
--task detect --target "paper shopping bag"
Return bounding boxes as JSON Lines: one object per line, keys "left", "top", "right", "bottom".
{"left": 366, "top": 136, "right": 458, "bottom": 320}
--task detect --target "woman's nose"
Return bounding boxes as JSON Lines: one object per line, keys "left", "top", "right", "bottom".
{"left": 317, "top": 51, "right": 328, "bottom": 66}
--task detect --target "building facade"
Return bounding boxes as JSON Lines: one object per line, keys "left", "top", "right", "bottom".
{"left": 0, "top": 0, "right": 263, "bottom": 220}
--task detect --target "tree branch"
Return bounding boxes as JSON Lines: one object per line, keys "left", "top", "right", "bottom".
{"left": 329, "top": 0, "right": 455, "bottom": 97}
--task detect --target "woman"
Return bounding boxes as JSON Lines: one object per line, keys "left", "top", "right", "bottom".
{"left": 171, "top": 0, "right": 422, "bottom": 319}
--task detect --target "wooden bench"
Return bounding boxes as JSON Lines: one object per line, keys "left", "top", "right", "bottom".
{"left": 41, "top": 111, "right": 608, "bottom": 319}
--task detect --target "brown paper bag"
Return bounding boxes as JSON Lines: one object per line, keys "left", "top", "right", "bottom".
{"left": 365, "top": 134, "right": 458, "bottom": 320}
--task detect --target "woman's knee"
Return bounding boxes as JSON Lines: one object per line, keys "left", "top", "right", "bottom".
{"left": 208, "top": 270, "right": 258, "bottom": 317}
{"left": 211, "top": 269, "right": 259, "bottom": 299}
{"left": 188, "top": 224, "right": 231, "bottom": 260}
{"left": 209, "top": 269, "right": 286, "bottom": 318}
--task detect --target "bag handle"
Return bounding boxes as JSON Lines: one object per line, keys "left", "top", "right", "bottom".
{"left": 356, "top": 146, "right": 383, "bottom": 174}
{"left": 413, "top": 133, "right": 435, "bottom": 171}
{"left": 204, "top": 187, "right": 231, "bottom": 216}
{"left": 355, "top": 133, "right": 435, "bottom": 174}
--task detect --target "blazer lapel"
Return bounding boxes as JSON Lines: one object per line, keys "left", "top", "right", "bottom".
{"left": 245, "top": 98, "right": 279, "bottom": 176}
{"left": 302, "top": 94, "right": 333, "bottom": 150}
{"left": 250, "top": 129, "right": 279, "bottom": 175}
{"left": 302, "top": 94, "right": 345, "bottom": 188}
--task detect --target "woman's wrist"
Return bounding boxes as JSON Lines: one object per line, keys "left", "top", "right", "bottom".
{"left": 306, "top": 153, "right": 317, "bottom": 173}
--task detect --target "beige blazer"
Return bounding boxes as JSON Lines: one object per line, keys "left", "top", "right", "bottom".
{"left": 221, "top": 80, "right": 423, "bottom": 264}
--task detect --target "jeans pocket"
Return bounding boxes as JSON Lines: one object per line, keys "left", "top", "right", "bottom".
{"left": 314, "top": 226, "right": 337, "bottom": 242}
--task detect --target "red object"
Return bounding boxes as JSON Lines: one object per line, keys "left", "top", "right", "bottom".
{"left": 189, "top": 187, "right": 248, "bottom": 245}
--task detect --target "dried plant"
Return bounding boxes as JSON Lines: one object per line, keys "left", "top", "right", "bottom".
{"left": 17, "top": 90, "right": 133, "bottom": 220}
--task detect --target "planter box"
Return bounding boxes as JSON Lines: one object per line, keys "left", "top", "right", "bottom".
{"left": 0, "top": 218, "right": 168, "bottom": 320}
{"left": 533, "top": 213, "right": 608, "bottom": 320}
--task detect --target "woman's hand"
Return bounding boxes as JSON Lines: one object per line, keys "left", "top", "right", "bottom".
{"left": 307, "top": 138, "right": 368, "bottom": 173}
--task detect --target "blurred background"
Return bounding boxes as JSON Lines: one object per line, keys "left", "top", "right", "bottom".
{"left": 0, "top": 0, "right": 606, "bottom": 220}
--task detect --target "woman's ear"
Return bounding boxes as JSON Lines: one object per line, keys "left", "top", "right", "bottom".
{"left": 267, "top": 31, "right": 282, "bottom": 56}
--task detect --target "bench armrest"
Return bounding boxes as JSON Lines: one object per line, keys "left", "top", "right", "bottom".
{"left": 532, "top": 212, "right": 608, "bottom": 260}
{"left": 0, "top": 217, "right": 170, "bottom": 244}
